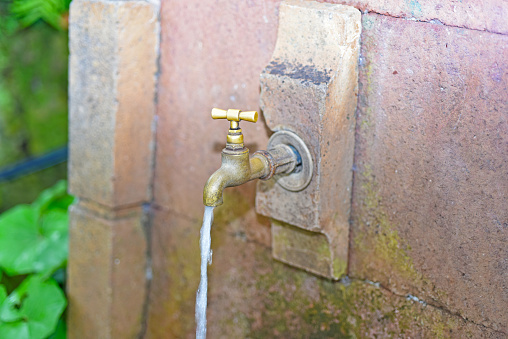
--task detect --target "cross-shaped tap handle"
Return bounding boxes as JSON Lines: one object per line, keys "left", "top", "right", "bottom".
{"left": 211, "top": 108, "right": 258, "bottom": 145}
{"left": 211, "top": 108, "right": 258, "bottom": 129}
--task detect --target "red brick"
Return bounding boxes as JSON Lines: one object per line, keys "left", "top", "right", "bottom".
{"left": 68, "top": 0, "right": 159, "bottom": 207}
{"left": 153, "top": 0, "right": 280, "bottom": 216}
{"left": 67, "top": 204, "right": 148, "bottom": 339}
{"left": 327, "top": 0, "right": 508, "bottom": 34}
{"left": 149, "top": 0, "right": 507, "bottom": 336}
{"left": 350, "top": 13, "right": 508, "bottom": 332}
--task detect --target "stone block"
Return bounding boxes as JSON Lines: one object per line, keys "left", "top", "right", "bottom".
{"left": 256, "top": 0, "right": 361, "bottom": 280}
{"left": 350, "top": 13, "right": 508, "bottom": 333}
{"left": 67, "top": 204, "right": 148, "bottom": 339}
{"left": 271, "top": 220, "right": 334, "bottom": 278}
{"left": 68, "top": 0, "right": 159, "bottom": 207}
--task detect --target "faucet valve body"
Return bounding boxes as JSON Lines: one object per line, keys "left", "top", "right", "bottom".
{"left": 204, "top": 108, "right": 312, "bottom": 206}
{"left": 253, "top": 143, "right": 300, "bottom": 180}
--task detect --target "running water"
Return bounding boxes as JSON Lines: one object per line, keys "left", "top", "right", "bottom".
{"left": 195, "top": 206, "right": 215, "bottom": 339}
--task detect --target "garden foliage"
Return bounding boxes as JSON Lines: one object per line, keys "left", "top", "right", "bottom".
{"left": 0, "top": 3, "right": 72, "bottom": 335}
{"left": 0, "top": 181, "right": 73, "bottom": 338}
{"left": 11, "top": 0, "right": 71, "bottom": 30}
{"left": 0, "top": 1, "right": 69, "bottom": 210}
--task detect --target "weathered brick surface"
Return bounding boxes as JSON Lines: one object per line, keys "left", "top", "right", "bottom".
{"left": 350, "top": 13, "right": 508, "bottom": 333}
{"left": 328, "top": 0, "right": 508, "bottom": 34}
{"left": 150, "top": 2, "right": 279, "bottom": 334}
{"left": 69, "top": 0, "right": 158, "bottom": 207}
{"left": 68, "top": 1, "right": 158, "bottom": 337}
{"left": 67, "top": 205, "right": 111, "bottom": 338}
{"left": 67, "top": 204, "right": 147, "bottom": 339}
{"left": 147, "top": 198, "right": 502, "bottom": 338}
{"left": 153, "top": 0, "right": 280, "bottom": 218}
{"left": 147, "top": 0, "right": 507, "bottom": 337}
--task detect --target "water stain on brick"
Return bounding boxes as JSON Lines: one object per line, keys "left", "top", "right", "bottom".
{"left": 264, "top": 59, "right": 332, "bottom": 85}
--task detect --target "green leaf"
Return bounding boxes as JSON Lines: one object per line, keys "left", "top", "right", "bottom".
{"left": 0, "top": 275, "right": 66, "bottom": 339}
{"left": 0, "top": 321, "right": 29, "bottom": 339}
{"left": 0, "top": 206, "right": 68, "bottom": 276}
{"left": 33, "top": 211, "right": 69, "bottom": 274}
{"left": 31, "top": 180, "right": 72, "bottom": 217}
{"left": 0, "top": 283, "right": 23, "bottom": 322}
{"left": 47, "top": 318, "right": 66, "bottom": 339}
{"left": 0, "top": 206, "right": 38, "bottom": 275}
{"left": 10, "top": 0, "right": 70, "bottom": 30}
{"left": 0, "top": 285, "right": 6, "bottom": 304}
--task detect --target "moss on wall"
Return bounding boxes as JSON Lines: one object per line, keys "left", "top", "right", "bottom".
{"left": 196, "top": 189, "right": 485, "bottom": 338}
{"left": 246, "top": 256, "right": 481, "bottom": 338}
{"left": 350, "top": 165, "right": 450, "bottom": 307}
{"left": 354, "top": 166, "right": 423, "bottom": 283}
{"left": 151, "top": 184, "right": 491, "bottom": 338}
{"left": 0, "top": 14, "right": 68, "bottom": 163}
{"left": 155, "top": 189, "right": 252, "bottom": 338}
{"left": 0, "top": 7, "right": 68, "bottom": 210}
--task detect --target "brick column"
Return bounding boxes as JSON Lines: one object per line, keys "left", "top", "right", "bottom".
{"left": 67, "top": 0, "right": 160, "bottom": 337}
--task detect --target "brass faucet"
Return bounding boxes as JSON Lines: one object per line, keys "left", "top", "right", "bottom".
{"left": 203, "top": 108, "right": 300, "bottom": 206}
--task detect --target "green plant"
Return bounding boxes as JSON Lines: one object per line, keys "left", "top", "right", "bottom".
{"left": 9, "top": 0, "right": 71, "bottom": 30}
{"left": 0, "top": 3, "right": 70, "bottom": 211}
{"left": 0, "top": 181, "right": 74, "bottom": 338}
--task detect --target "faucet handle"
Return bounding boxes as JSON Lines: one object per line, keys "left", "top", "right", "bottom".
{"left": 211, "top": 108, "right": 258, "bottom": 123}
{"left": 211, "top": 108, "right": 258, "bottom": 146}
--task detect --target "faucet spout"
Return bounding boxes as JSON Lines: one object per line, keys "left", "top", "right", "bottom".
{"left": 203, "top": 170, "right": 229, "bottom": 207}
{"left": 203, "top": 148, "right": 270, "bottom": 206}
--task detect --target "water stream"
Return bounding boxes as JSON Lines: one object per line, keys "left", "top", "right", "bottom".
{"left": 195, "top": 206, "right": 215, "bottom": 339}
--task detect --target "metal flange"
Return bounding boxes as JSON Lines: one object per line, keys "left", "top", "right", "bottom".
{"left": 266, "top": 130, "right": 313, "bottom": 191}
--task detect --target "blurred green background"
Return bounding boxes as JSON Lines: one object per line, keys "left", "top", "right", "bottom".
{"left": 0, "top": 0, "right": 70, "bottom": 211}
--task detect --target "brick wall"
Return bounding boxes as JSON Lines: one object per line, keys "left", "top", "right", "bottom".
{"left": 68, "top": 0, "right": 507, "bottom": 337}
{"left": 148, "top": 0, "right": 507, "bottom": 337}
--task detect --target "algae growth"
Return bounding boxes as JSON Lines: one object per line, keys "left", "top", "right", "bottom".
{"left": 353, "top": 165, "right": 425, "bottom": 286}
{"left": 246, "top": 257, "right": 479, "bottom": 338}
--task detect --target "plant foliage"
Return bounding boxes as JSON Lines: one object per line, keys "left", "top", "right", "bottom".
{"left": 10, "top": 0, "right": 71, "bottom": 30}
{"left": 0, "top": 275, "right": 66, "bottom": 338}
{"left": 0, "top": 181, "right": 73, "bottom": 338}
{"left": 0, "top": 3, "right": 69, "bottom": 210}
